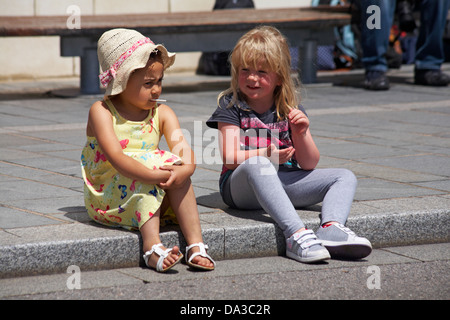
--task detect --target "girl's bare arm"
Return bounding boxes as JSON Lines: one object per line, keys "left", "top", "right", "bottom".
{"left": 87, "top": 101, "right": 171, "bottom": 184}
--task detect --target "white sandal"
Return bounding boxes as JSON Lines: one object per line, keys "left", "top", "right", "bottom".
{"left": 143, "top": 243, "right": 183, "bottom": 272}
{"left": 186, "top": 242, "right": 216, "bottom": 271}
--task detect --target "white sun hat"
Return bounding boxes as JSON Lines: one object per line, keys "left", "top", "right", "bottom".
{"left": 97, "top": 28, "right": 176, "bottom": 96}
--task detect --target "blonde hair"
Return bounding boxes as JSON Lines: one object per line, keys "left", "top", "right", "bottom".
{"left": 218, "top": 26, "right": 300, "bottom": 120}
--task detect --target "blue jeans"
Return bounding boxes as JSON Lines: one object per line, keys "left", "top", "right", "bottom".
{"left": 361, "top": 0, "right": 450, "bottom": 71}
{"left": 226, "top": 156, "right": 357, "bottom": 238}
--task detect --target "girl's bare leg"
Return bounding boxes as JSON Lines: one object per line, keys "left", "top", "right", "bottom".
{"left": 140, "top": 209, "right": 181, "bottom": 270}
{"left": 165, "top": 178, "right": 214, "bottom": 268}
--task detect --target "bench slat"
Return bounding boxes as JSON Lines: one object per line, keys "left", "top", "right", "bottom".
{"left": 0, "top": 6, "right": 351, "bottom": 93}
{"left": 0, "top": 7, "right": 350, "bottom": 37}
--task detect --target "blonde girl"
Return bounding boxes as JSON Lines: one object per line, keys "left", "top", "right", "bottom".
{"left": 81, "top": 28, "right": 215, "bottom": 272}
{"left": 207, "top": 26, "right": 372, "bottom": 263}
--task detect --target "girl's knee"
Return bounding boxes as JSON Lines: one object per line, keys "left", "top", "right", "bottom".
{"left": 338, "top": 168, "right": 357, "bottom": 186}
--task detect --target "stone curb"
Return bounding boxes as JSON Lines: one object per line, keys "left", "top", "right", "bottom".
{"left": 1, "top": 209, "right": 448, "bottom": 278}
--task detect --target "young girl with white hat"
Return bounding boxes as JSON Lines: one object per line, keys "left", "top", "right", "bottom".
{"left": 81, "top": 28, "right": 215, "bottom": 272}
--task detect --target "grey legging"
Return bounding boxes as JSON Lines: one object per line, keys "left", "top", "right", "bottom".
{"left": 228, "top": 156, "right": 357, "bottom": 238}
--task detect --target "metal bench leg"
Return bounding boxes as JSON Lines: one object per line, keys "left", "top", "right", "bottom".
{"left": 298, "top": 39, "right": 317, "bottom": 84}
{"left": 80, "top": 46, "right": 101, "bottom": 95}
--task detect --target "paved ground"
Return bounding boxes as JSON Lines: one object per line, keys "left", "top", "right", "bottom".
{"left": 0, "top": 64, "right": 449, "bottom": 300}
{"left": 1, "top": 243, "right": 449, "bottom": 301}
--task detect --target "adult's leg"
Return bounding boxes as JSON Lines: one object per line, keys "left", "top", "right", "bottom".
{"left": 414, "top": 0, "right": 450, "bottom": 86}
{"left": 360, "top": 0, "right": 396, "bottom": 72}
{"left": 360, "top": 0, "right": 396, "bottom": 89}
{"left": 415, "top": 0, "right": 450, "bottom": 70}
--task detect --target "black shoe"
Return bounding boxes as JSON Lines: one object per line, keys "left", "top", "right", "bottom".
{"left": 364, "top": 70, "right": 390, "bottom": 90}
{"left": 414, "top": 69, "right": 450, "bottom": 86}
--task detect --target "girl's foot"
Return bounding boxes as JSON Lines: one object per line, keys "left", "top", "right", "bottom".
{"left": 286, "top": 229, "right": 330, "bottom": 263}
{"left": 186, "top": 243, "right": 216, "bottom": 271}
{"left": 315, "top": 223, "right": 372, "bottom": 260}
{"left": 143, "top": 244, "right": 183, "bottom": 272}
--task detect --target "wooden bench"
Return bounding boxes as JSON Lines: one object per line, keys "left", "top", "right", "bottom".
{"left": 0, "top": 6, "right": 351, "bottom": 94}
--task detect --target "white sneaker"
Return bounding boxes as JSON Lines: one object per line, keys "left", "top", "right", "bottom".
{"left": 286, "top": 229, "right": 330, "bottom": 263}
{"left": 316, "top": 223, "right": 372, "bottom": 260}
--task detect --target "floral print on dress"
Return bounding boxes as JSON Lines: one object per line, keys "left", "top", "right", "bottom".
{"left": 81, "top": 99, "right": 181, "bottom": 231}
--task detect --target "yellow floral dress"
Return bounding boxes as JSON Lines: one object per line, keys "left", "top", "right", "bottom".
{"left": 81, "top": 99, "right": 181, "bottom": 230}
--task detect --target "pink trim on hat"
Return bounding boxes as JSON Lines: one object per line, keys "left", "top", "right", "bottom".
{"left": 99, "top": 37, "right": 155, "bottom": 87}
